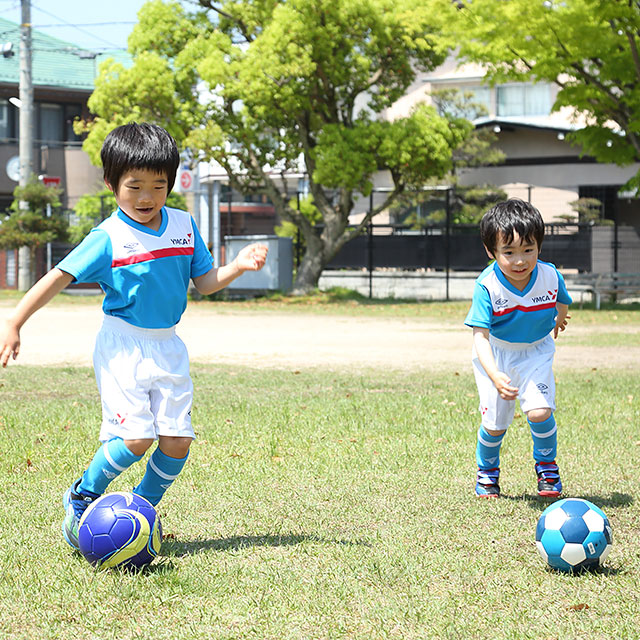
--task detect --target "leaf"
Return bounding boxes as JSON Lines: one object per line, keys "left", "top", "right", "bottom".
{"left": 567, "top": 603, "right": 590, "bottom": 611}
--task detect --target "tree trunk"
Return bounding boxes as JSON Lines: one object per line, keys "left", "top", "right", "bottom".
{"left": 292, "top": 248, "right": 326, "bottom": 294}
{"left": 291, "top": 216, "right": 350, "bottom": 294}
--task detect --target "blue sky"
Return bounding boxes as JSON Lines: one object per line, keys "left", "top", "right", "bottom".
{"left": 0, "top": 0, "right": 167, "bottom": 52}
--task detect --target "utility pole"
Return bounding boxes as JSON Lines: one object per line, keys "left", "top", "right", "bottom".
{"left": 17, "top": 0, "right": 34, "bottom": 291}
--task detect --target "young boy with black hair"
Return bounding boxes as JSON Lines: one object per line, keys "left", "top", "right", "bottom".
{"left": 465, "top": 198, "right": 571, "bottom": 498}
{"left": 0, "top": 122, "right": 268, "bottom": 549}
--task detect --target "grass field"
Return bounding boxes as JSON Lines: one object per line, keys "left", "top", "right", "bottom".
{"left": 0, "top": 298, "right": 639, "bottom": 639}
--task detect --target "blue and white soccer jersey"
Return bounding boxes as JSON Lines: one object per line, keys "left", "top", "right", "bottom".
{"left": 57, "top": 207, "right": 214, "bottom": 441}
{"left": 57, "top": 207, "right": 213, "bottom": 328}
{"left": 465, "top": 261, "right": 572, "bottom": 430}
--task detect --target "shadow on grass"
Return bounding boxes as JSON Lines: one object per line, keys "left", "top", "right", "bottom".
{"left": 501, "top": 491, "right": 633, "bottom": 513}
{"left": 543, "top": 564, "right": 624, "bottom": 577}
{"left": 160, "top": 532, "right": 372, "bottom": 558}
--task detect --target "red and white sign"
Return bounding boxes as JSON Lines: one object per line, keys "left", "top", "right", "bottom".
{"left": 179, "top": 169, "right": 193, "bottom": 191}
{"left": 42, "top": 176, "right": 61, "bottom": 187}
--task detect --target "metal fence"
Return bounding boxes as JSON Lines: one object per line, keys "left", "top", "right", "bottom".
{"left": 322, "top": 222, "right": 640, "bottom": 273}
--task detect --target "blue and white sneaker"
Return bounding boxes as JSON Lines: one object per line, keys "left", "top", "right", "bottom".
{"left": 535, "top": 461, "right": 562, "bottom": 497}
{"left": 475, "top": 467, "right": 500, "bottom": 498}
{"left": 62, "top": 480, "right": 99, "bottom": 550}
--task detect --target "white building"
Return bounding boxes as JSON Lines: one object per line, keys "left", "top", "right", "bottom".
{"left": 389, "top": 58, "right": 640, "bottom": 225}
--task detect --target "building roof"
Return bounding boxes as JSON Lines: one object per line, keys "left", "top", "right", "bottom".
{"left": 473, "top": 115, "right": 579, "bottom": 133}
{"left": 0, "top": 17, "right": 130, "bottom": 92}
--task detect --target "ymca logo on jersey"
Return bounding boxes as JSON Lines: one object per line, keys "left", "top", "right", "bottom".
{"left": 531, "top": 288, "right": 558, "bottom": 304}
{"left": 170, "top": 233, "right": 193, "bottom": 246}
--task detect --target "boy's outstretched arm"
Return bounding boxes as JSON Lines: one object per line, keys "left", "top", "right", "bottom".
{"left": 553, "top": 303, "right": 570, "bottom": 339}
{"left": 0, "top": 268, "right": 73, "bottom": 367}
{"left": 192, "top": 243, "right": 268, "bottom": 296}
{"left": 472, "top": 326, "right": 519, "bottom": 401}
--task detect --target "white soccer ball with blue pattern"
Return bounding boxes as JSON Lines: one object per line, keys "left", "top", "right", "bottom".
{"left": 535, "top": 498, "right": 612, "bottom": 572}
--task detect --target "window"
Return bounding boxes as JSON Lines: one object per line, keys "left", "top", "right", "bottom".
{"left": 467, "top": 86, "right": 491, "bottom": 118}
{"left": 64, "top": 104, "right": 82, "bottom": 142}
{"left": 497, "top": 83, "right": 551, "bottom": 117}
{"left": 432, "top": 84, "right": 491, "bottom": 120}
{"left": 0, "top": 99, "right": 18, "bottom": 140}
{"left": 0, "top": 100, "right": 9, "bottom": 138}
{"left": 39, "top": 103, "right": 63, "bottom": 144}
{"left": 579, "top": 185, "right": 619, "bottom": 223}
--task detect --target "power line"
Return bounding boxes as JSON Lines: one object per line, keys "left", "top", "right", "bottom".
{"left": 34, "top": 21, "right": 136, "bottom": 28}
{"left": 30, "top": 2, "right": 123, "bottom": 49}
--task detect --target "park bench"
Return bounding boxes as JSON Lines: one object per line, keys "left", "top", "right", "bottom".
{"left": 567, "top": 272, "right": 640, "bottom": 309}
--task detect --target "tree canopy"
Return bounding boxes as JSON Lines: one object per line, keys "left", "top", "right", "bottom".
{"left": 0, "top": 179, "right": 68, "bottom": 287}
{"left": 80, "top": 0, "right": 471, "bottom": 292}
{"left": 0, "top": 179, "right": 66, "bottom": 251}
{"left": 447, "top": 0, "right": 640, "bottom": 188}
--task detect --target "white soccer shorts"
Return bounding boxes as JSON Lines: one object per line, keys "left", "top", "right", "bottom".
{"left": 472, "top": 334, "right": 556, "bottom": 431}
{"left": 93, "top": 315, "right": 195, "bottom": 442}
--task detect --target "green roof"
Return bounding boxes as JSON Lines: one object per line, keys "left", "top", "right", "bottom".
{"left": 0, "top": 17, "right": 131, "bottom": 92}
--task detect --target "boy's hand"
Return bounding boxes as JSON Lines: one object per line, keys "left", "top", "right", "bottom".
{"left": 492, "top": 372, "right": 518, "bottom": 401}
{"left": 235, "top": 243, "right": 268, "bottom": 272}
{"left": 554, "top": 313, "right": 571, "bottom": 339}
{"left": 0, "top": 321, "right": 20, "bottom": 368}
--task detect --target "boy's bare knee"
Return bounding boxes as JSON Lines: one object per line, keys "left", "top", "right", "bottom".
{"left": 527, "top": 408, "right": 552, "bottom": 423}
{"left": 158, "top": 435, "right": 193, "bottom": 458}
{"left": 123, "top": 438, "right": 154, "bottom": 456}
{"left": 485, "top": 427, "right": 506, "bottom": 437}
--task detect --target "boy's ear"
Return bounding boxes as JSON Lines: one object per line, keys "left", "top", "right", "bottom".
{"left": 483, "top": 245, "right": 494, "bottom": 259}
{"left": 104, "top": 179, "right": 114, "bottom": 193}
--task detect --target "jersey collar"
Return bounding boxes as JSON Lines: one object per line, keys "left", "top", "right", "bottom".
{"left": 116, "top": 207, "right": 168, "bottom": 236}
{"left": 493, "top": 260, "right": 539, "bottom": 296}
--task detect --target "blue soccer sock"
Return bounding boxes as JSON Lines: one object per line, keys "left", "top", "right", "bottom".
{"left": 529, "top": 414, "right": 557, "bottom": 463}
{"left": 78, "top": 437, "right": 142, "bottom": 496}
{"left": 133, "top": 447, "right": 189, "bottom": 506}
{"left": 476, "top": 426, "right": 506, "bottom": 470}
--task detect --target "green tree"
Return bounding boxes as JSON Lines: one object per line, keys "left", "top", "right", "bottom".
{"left": 557, "top": 197, "right": 606, "bottom": 225}
{"left": 69, "top": 189, "right": 187, "bottom": 243}
{"left": 79, "top": 0, "right": 471, "bottom": 293}
{"left": 394, "top": 88, "right": 507, "bottom": 227}
{"left": 0, "top": 179, "right": 68, "bottom": 286}
{"left": 446, "top": 0, "right": 640, "bottom": 189}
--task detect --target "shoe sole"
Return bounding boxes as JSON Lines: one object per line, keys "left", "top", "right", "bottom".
{"left": 476, "top": 493, "right": 500, "bottom": 499}
{"left": 538, "top": 490, "right": 561, "bottom": 497}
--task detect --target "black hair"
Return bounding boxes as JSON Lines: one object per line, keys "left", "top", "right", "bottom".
{"left": 480, "top": 198, "right": 545, "bottom": 256}
{"left": 101, "top": 122, "right": 180, "bottom": 193}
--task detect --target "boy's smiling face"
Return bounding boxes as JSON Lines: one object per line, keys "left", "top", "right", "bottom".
{"left": 487, "top": 231, "right": 539, "bottom": 290}
{"left": 107, "top": 168, "right": 169, "bottom": 230}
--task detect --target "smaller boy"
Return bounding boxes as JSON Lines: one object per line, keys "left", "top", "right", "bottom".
{"left": 0, "top": 122, "right": 268, "bottom": 549}
{"left": 465, "top": 199, "right": 571, "bottom": 498}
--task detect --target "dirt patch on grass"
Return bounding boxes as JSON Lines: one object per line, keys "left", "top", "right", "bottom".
{"left": 5, "top": 304, "right": 638, "bottom": 372}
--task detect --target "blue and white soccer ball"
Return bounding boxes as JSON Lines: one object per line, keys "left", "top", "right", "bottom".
{"left": 535, "top": 498, "right": 612, "bottom": 572}
{"left": 78, "top": 492, "right": 162, "bottom": 569}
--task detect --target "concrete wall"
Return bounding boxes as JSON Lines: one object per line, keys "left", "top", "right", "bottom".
{"left": 319, "top": 269, "right": 601, "bottom": 304}
{"left": 319, "top": 270, "right": 477, "bottom": 301}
